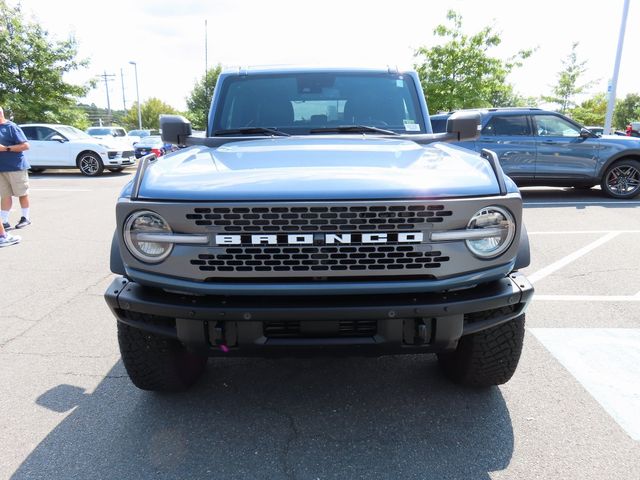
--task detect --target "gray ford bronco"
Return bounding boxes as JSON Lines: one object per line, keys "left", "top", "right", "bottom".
{"left": 105, "top": 66, "right": 534, "bottom": 391}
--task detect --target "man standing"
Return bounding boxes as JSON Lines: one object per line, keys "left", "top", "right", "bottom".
{"left": 0, "top": 106, "right": 31, "bottom": 230}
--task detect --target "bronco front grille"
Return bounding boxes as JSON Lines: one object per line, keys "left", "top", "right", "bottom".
{"left": 185, "top": 204, "right": 453, "bottom": 232}
{"left": 190, "top": 245, "right": 450, "bottom": 273}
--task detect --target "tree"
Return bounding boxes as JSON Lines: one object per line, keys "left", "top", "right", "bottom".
{"left": 120, "top": 98, "right": 178, "bottom": 130}
{"left": 185, "top": 65, "right": 222, "bottom": 130}
{"left": 543, "top": 43, "right": 594, "bottom": 114}
{"left": 0, "top": 1, "right": 91, "bottom": 125}
{"left": 567, "top": 93, "right": 608, "bottom": 126}
{"left": 413, "top": 10, "right": 532, "bottom": 113}
{"left": 613, "top": 93, "right": 640, "bottom": 130}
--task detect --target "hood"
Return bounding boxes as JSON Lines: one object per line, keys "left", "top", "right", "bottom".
{"left": 135, "top": 137, "right": 504, "bottom": 201}
{"left": 600, "top": 134, "right": 640, "bottom": 142}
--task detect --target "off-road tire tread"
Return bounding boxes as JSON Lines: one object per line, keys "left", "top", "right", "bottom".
{"left": 438, "top": 314, "right": 525, "bottom": 387}
{"left": 117, "top": 313, "right": 206, "bottom": 392}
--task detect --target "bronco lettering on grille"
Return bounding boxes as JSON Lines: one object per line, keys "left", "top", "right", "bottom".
{"left": 214, "top": 232, "right": 424, "bottom": 245}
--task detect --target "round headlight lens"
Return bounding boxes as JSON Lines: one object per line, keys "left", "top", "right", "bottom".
{"left": 123, "top": 211, "right": 173, "bottom": 263}
{"left": 465, "top": 206, "right": 516, "bottom": 258}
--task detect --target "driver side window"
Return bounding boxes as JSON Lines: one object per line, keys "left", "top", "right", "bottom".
{"left": 35, "top": 127, "right": 57, "bottom": 141}
{"left": 535, "top": 115, "right": 580, "bottom": 137}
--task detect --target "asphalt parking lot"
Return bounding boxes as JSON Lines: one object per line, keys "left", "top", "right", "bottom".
{"left": 1, "top": 170, "right": 639, "bottom": 480}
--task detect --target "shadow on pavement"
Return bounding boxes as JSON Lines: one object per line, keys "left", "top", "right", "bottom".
{"left": 14, "top": 356, "right": 513, "bottom": 480}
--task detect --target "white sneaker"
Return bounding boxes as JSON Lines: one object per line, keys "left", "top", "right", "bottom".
{"left": 0, "top": 234, "right": 21, "bottom": 247}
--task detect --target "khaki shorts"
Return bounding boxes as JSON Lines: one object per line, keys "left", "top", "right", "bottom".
{"left": 0, "top": 170, "right": 30, "bottom": 197}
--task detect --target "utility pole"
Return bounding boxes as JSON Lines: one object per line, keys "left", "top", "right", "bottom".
{"left": 100, "top": 71, "right": 116, "bottom": 124}
{"left": 604, "top": 0, "right": 630, "bottom": 135}
{"left": 120, "top": 68, "right": 127, "bottom": 111}
{"left": 129, "top": 61, "right": 142, "bottom": 129}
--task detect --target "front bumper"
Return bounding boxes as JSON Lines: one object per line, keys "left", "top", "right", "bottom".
{"left": 105, "top": 272, "right": 533, "bottom": 356}
{"left": 105, "top": 151, "right": 137, "bottom": 166}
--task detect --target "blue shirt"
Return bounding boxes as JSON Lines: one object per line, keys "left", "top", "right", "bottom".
{"left": 0, "top": 121, "right": 29, "bottom": 171}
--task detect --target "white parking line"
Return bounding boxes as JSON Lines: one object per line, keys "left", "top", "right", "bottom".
{"left": 29, "top": 188, "right": 92, "bottom": 192}
{"left": 524, "top": 201, "right": 640, "bottom": 206}
{"left": 529, "top": 230, "right": 640, "bottom": 235}
{"left": 531, "top": 328, "right": 640, "bottom": 441}
{"left": 535, "top": 294, "right": 640, "bottom": 302}
{"left": 527, "top": 232, "right": 620, "bottom": 284}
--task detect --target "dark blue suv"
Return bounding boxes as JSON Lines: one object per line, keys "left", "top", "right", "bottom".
{"left": 431, "top": 108, "right": 640, "bottom": 198}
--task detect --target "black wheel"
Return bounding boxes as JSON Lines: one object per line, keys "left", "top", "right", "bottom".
{"left": 601, "top": 159, "right": 640, "bottom": 198}
{"left": 29, "top": 168, "right": 46, "bottom": 173}
{"left": 117, "top": 314, "right": 207, "bottom": 392}
{"left": 108, "top": 167, "right": 125, "bottom": 173}
{"left": 437, "top": 314, "right": 525, "bottom": 387}
{"left": 77, "top": 152, "right": 104, "bottom": 176}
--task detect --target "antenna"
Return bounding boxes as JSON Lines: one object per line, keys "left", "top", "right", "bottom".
{"left": 204, "top": 19, "right": 208, "bottom": 96}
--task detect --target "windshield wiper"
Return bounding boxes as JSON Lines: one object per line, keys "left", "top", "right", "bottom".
{"left": 309, "top": 125, "right": 399, "bottom": 135}
{"left": 213, "top": 127, "right": 290, "bottom": 137}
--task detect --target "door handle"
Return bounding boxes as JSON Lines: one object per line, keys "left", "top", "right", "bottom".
{"left": 541, "top": 140, "right": 556, "bottom": 144}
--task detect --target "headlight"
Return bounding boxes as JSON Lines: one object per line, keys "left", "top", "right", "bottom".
{"left": 123, "top": 211, "right": 173, "bottom": 263}
{"left": 465, "top": 206, "right": 516, "bottom": 258}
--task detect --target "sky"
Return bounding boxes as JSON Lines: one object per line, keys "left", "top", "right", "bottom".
{"left": 12, "top": 0, "right": 640, "bottom": 112}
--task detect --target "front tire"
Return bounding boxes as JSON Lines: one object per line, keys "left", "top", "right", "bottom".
{"left": 437, "top": 314, "right": 525, "bottom": 387}
{"left": 117, "top": 314, "right": 207, "bottom": 392}
{"left": 77, "top": 152, "right": 104, "bottom": 177}
{"left": 601, "top": 159, "right": 640, "bottom": 198}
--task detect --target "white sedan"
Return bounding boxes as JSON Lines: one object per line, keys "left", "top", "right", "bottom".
{"left": 20, "top": 123, "right": 137, "bottom": 176}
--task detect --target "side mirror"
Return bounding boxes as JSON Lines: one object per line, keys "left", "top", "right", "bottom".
{"left": 50, "top": 135, "right": 66, "bottom": 143}
{"left": 160, "top": 115, "right": 192, "bottom": 145}
{"left": 580, "top": 128, "right": 594, "bottom": 139}
{"left": 446, "top": 111, "right": 481, "bottom": 141}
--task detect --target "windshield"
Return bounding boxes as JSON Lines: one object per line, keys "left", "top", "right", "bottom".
{"left": 58, "top": 126, "right": 93, "bottom": 140}
{"left": 212, "top": 72, "right": 428, "bottom": 135}
{"left": 129, "top": 130, "right": 150, "bottom": 137}
{"left": 87, "top": 128, "right": 112, "bottom": 136}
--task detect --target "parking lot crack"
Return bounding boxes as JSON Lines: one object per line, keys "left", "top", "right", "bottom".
{"left": 566, "top": 267, "right": 638, "bottom": 279}
{"left": 0, "top": 273, "right": 114, "bottom": 349}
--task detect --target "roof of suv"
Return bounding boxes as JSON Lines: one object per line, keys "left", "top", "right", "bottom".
{"left": 220, "top": 65, "right": 407, "bottom": 75}
{"left": 20, "top": 123, "right": 72, "bottom": 128}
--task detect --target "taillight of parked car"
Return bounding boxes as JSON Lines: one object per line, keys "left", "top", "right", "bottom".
{"left": 151, "top": 148, "right": 163, "bottom": 157}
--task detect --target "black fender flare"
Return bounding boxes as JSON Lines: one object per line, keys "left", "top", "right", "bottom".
{"left": 514, "top": 223, "right": 531, "bottom": 270}
{"left": 110, "top": 229, "right": 125, "bottom": 275}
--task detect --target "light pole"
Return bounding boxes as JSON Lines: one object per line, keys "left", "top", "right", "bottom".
{"left": 604, "top": 0, "right": 630, "bottom": 135}
{"left": 129, "top": 61, "right": 142, "bottom": 129}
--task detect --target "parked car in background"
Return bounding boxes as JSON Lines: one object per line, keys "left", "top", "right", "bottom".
{"left": 585, "top": 126, "right": 604, "bottom": 136}
{"left": 133, "top": 135, "right": 169, "bottom": 158}
{"left": 127, "top": 129, "right": 161, "bottom": 145}
{"left": 86, "top": 126, "right": 128, "bottom": 138}
{"left": 86, "top": 126, "right": 136, "bottom": 149}
{"left": 430, "top": 108, "right": 640, "bottom": 198}
{"left": 20, "top": 123, "right": 136, "bottom": 176}
{"left": 626, "top": 122, "right": 640, "bottom": 137}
